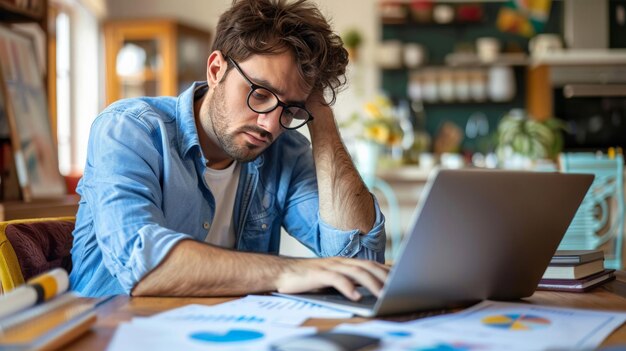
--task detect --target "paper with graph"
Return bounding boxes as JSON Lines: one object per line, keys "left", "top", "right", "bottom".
{"left": 415, "top": 300, "right": 626, "bottom": 350}
{"left": 107, "top": 318, "right": 314, "bottom": 351}
{"left": 150, "top": 295, "right": 351, "bottom": 327}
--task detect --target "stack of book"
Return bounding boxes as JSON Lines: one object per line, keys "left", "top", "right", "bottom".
{"left": 0, "top": 268, "right": 105, "bottom": 350}
{"left": 538, "top": 250, "right": 616, "bottom": 292}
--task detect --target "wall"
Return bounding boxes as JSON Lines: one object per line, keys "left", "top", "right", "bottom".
{"left": 104, "top": 0, "right": 381, "bottom": 123}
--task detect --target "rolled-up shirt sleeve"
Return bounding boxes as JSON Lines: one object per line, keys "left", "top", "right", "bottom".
{"left": 280, "top": 138, "right": 386, "bottom": 263}
{"left": 317, "top": 196, "right": 386, "bottom": 262}
{"left": 82, "top": 107, "right": 192, "bottom": 293}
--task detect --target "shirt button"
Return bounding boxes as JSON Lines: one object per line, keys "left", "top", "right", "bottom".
{"left": 261, "top": 223, "right": 268, "bottom": 230}
{"left": 203, "top": 222, "right": 210, "bottom": 230}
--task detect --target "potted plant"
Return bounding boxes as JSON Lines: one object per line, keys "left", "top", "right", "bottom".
{"left": 496, "top": 109, "right": 565, "bottom": 169}
{"left": 342, "top": 28, "right": 363, "bottom": 62}
{"left": 340, "top": 96, "right": 404, "bottom": 186}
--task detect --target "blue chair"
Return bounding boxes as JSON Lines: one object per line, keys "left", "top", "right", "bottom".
{"left": 558, "top": 153, "right": 624, "bottom": 269}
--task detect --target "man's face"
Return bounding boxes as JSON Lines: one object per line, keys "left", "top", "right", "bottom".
{"left": 201, "top": 52, "right": 310, "bottom": 164}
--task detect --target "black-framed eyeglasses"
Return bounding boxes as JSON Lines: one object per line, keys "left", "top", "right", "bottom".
{"left": 227, "top": 57, "right": 314, "bottom": 130}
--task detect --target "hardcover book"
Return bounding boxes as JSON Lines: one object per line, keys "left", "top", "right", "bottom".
{"left": 538, "top": 269, "right": 616, "bottom": 292}
{"left": 550, "top": 250, "right": 605, "bottom": 265}
{"left": 542, "top": 259, "right": 605, "bottom": 280}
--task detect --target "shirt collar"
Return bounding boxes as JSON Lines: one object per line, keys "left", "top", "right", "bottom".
{"left": 176, "top": 81, "right": 207, "bottom": 158}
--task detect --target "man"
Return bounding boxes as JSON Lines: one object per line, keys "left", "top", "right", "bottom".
{"left": 70, "top": 0, "right": 388, "bottom": 300}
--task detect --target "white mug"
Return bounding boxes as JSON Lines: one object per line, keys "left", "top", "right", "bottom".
{"left": 476, "top": 37, "right": 500, "bottom": 62}
{"left": 377, "top": 41, "right": 403, "bottom": 69}
{"left": 403, "top": 43, "right": 425, "bottom": 68}
{"left": 529, "top": 34, "right": 563, "bottom": 56}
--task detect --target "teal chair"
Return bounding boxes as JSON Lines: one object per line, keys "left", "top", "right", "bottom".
{"left": 558, "top": 153, "right": 624, "bottom": 269}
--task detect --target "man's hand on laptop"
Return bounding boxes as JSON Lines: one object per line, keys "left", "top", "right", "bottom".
{"left": 275, "top": 257, "right": 390, "bottom": 301}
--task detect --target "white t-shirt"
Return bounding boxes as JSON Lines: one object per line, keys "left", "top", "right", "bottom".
{"left": 203, "top": 161, "right": 241, "bottom": 248}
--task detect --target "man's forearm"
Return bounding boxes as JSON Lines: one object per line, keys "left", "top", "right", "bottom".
{"left": 131, "top": 238, "right": 390, "bottom": 299}
{"left": 131, "top": 239, "right": 288, "bottom": 296}
{"left": 307, "top": 106, "right": 375, "bottom": 233}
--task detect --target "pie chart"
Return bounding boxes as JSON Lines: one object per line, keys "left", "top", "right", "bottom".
{"left": 481, "top": 314, "right": 551, "bottom": 330}
{"left": 189, "top": 329, "right": 265, "bottom": 343}
{"left": 386, "top": 330, "right": 413, "bottom": 337}
{"left": 409, "top": 342, "right": 480, "bottom": 351}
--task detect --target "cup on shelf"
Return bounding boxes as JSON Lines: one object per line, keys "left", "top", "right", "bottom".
{"left": 476, "top": 37, "right": 500, "bottom": 62}
{"left": 403, "top": 43, "right": 426, "bottom": 68}
{"left": 433, "top": 4, "right": 455, "bottom": 24}
{"left": 529, "top": 34, "right": 563, "bottom": 57}
{"left": 376, "top": 40, "right": 403, "bottom": 69}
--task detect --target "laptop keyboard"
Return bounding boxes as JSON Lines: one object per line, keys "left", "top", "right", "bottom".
{"left": 288, "top": 287, "right": 456, "bottom": 319}
{"left": 316, "top": 287, "right": 378, "bottom": 308}
{"left": 379, "top": 308, "right": 453, "bottom": 322}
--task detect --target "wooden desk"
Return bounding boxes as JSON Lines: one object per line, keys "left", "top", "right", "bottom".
{"left": 65, "top": 272, "right": 626, "bottom": 351}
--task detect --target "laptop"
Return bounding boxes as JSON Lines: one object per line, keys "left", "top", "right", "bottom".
{"left": 274, "top": 169, "right": 593, "bottom": 317}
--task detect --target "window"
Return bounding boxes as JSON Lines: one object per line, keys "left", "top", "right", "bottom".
{"left": 54, "top": 8, "right": 71, "bottom": 175}
{"left": 50, "top": 0, "right": 101, "bottom": 175}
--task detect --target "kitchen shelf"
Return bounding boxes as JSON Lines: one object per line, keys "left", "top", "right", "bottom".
{"left": 531, "top": 49, "right": 626, "bottom": 67}
{"left": 445, "top": 52, "right": 529, "bottom": 67}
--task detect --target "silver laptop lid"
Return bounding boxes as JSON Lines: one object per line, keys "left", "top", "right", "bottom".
{"left": 374, "top": 169, "right": 593, "bottom": 316}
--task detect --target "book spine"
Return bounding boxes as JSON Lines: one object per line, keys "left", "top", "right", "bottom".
{"left": 0, "top": 268, "right": 69, "bottom": 319}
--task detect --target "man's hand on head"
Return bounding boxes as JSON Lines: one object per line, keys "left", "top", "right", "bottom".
{"left": 274, "top": 257, "right": 390, "bottom": 301}
{"left": 305, "top": 90, "right": 333, "bottom": 124}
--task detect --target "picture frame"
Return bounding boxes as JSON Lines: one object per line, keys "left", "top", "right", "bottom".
{"left": 0, "top": 25, "right": 66, "bottom": 201}
{"left": 0, "top": 69, "right": 22, "bottom": 201}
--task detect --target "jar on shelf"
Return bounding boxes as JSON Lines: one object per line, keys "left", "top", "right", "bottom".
{"left": 488, "top": 65, "right": 515, "bottom": 102}
{"left": 468, "top": 68, "right": 487, "bottom": 102}
{"left": 407, "top": 71, "right": 423, "bottom": 101}
{"left": 453, "top": 69, "right": 471, "bottom": 102}
{"left": 421, "top": 69, "right": 439, "bottom": 103}
{"left": 438, "top": 69, "right": 455, "bottom": 102}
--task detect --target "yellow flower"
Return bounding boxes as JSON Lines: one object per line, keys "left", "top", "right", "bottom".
{"left": 364, "top": 123, "right": 390, "bottom": 145}
{"left": 373, "top": 96, "right": 393, "bottom": 110}
{"left": 364, "top": 102, "right": 382, "bottom": 119}
{"left": 339, "top": 95, "right": 404, "bottom": 147}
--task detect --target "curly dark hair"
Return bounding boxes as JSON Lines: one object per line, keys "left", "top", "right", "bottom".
{"left": 211, "top": 0, "right": 349, "bottom": 105}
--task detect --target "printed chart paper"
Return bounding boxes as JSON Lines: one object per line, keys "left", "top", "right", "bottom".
{"left": 151, "top": 303, "right": 309, "bottom": 327}
{"left": 106, "top": 319, "right": 314, "bottom": 351}
{"left": 150, "top": 295, "right": 352, "bottom": 327}
{"left": 334, "top": 321, "right": 528, "bottom": 351}
{"left": 418, "top": 300, "right": 626, "bottom": 350}
{"left": 214, "top": 295, "right": 353, "bottom": 318}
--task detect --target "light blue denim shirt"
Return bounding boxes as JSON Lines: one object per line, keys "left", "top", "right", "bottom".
{"left": 69, "top": 82, "right": 386, "bottom": 297}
